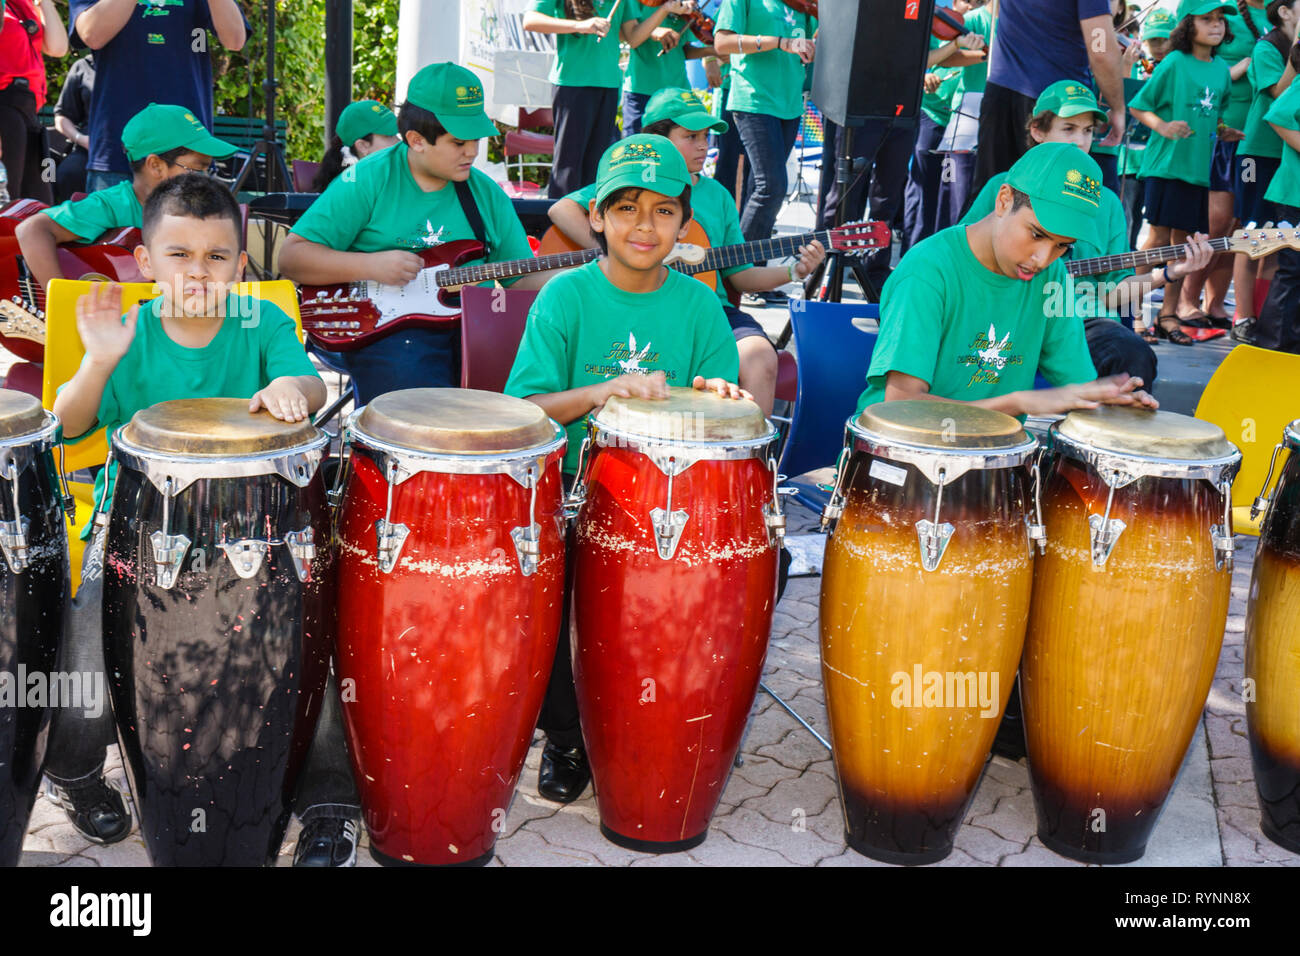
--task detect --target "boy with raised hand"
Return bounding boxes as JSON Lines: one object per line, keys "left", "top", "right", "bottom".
{"left": 44, "top": 174, "right": 324, "bottom": 849}
{"left": 16, "top": 103, "right": 237, "bottom": 290}
{"left": 506, "top": 134, "right": 746, "bottom": 804}
{"left": 860, "top": 142, "right": 1159, "bottom": 418}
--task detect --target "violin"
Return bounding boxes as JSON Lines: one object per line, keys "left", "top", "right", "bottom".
{"left": 782, "top": 1, "right": 817, "bottom": 15}
{"left": 640, "top": 1, "right": 716, "bottom": 46}
{"left": 932, "top": 5, "right": 970, "bottom": 40}
{"left": 1117, "top": 33, "right": 1154, "bottom": 76}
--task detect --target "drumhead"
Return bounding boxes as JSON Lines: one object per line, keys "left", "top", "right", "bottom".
{"left": 1057, "top": 406, "right": 1235, "bottom": 461}
{"left": 0, "top": 388, "right": 51, "bottom": 440}
{"left": 593, "top": 387, "right": 770, "bottom": 442}
{"left": 854, "top": 400, "right": 1029, "bottom": 450}
{"left": 120, "top": 398, "right": 321, "bottom": 456}
{"left": 354, "top": 388, "right": 556, "bottom": 454}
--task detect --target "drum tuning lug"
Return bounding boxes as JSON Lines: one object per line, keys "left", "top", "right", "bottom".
{"left": 1210, "top": 525, "right": 1234, "bottom": 572}
{"left": 764, "top": 503, "right": 787, "bottom": 547}
{"left": 1087, "top": 514, "right": 1126, "bottom": 569}
{"left": 1026, "top": 520, "right": 1047, "bottom": 554}
{"left": 149, "top": 530, "right": 191, "bottom": 589}
{"left": 819, "top": 496, "right": 844, "bottom": 533}
{"left": 561, "top": 491, "right": 585, "bottom": 522}
{"left": 650, "top": 507, "right": 689, "bottom": 560}
{"left": 510, "top": 523, "right": 542, "bottom": 576}
{"left": 375, "top": 519, "right": 410, "bottom": 574}
{"left": 219, "top": 538, "right": 269, "bottom": 579}
{"left": 1250, "top": 495, "right": 1269, "bottom": 522}
{"left": 284, "top": 528, "right": 316, "bottom": 583}
{"left": 0, "top": 516, "right": 31, "bottom": 574}
{"left": 915, "top": 519, "right": 954, "bottom": 572}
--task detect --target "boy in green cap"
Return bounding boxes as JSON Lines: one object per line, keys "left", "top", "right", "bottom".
{"left": 16, "top": 102, "right": 237, "bottom": 290}
{"left": 546, "top": 87, "right": 825, "bottom": 415}
{"left": 279, "top": 62, "right": 546, "bottom": 406}
{"left": 961, "top": 80, "right": 1214, "bottom": 387}
{"left": 505, "top": 133, "right": 745, "bottom": 805}
{"left": 859, "top": 142, "right": 1158, "bottom": 418}
{"left": 313, "top": 99, "right": 401, "bottom": 191}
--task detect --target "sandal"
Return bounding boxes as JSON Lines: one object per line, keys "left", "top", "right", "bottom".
{"left": 1156, "top": 314, "right": 1195, "bottom": 346}
{"left": 1137, "top": 324, "right": 1158, "bottom": 344}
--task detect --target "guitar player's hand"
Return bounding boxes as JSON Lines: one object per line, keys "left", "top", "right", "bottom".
{"left": 75, "top": 282, "right": 139, "bottom": 368}
{"left": 1165, "top": 232, "right": 1214, "bottom": 282}
{"left": 793, "top": 239, "right": 826, "bottom": 279}
{"left": 369, "top": 250, "right": 424, "bottom": 286}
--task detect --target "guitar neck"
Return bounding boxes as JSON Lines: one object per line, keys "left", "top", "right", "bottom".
{"left": 1067, "top": 237, "right": 1232, "bottom": 277}
{"left": 439, "top": 247, "right": 599, "bottom": 287}
{"left": 679, "top": 230, "right": 832, "bottom": 276}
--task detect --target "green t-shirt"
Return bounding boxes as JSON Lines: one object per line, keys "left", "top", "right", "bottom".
{"left": 1242, "top": 38, "right": 1287, "bottom": 160}
{"left": 951, "top": 6, "right": 994, "bottom": 104}
{"left": 291, "top": 144, "right": 533, "bottom": 282}
{"left": 1118, "top": 64, "right": 1151, "bottom": 176}
{"left": 624, "top": 1, "right": 695, "bottom": 95}
{"left": 717, "top": 0, "right": 817, "bottom": 120}
{"left": 1220, "top": 5, "right": 1270, "bottom": 131}
{"left": 1264, "top": 80, "right": 1300, "bottom": 207}
{"left": 922, "top": 48, "right": 961, "bottom": 129}
{"left": 1129, "top": 50, "right": 1232, "bottom": 186}
{"left": 566, "top": 172, "right": 754, "bottom": 311}
{"left": 530, "top": 0, "right": 628, "bottom": 88}
{"left": 856, "top": 225, "right": 1096, "bottom": 415}
{"left": 961, "top": 170, "right": 1133, "bottom": 322}
{"left": 67, "top": 294, "right": 321, "bottom": 535}
{"left": 504, "top": 260, "right": 739, "bottom": 472}
{"left": 45, "top": 180, "right": 143, "bottom": 241}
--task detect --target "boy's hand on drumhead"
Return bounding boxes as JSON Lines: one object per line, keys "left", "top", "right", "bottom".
{"left": 692, "top": 376, "right": 752, "bottom": 402}
{"left": 599, "top": 371, "right": 670, "bottom": 407}
{"left": 76, "top": 282, "right": 139, "bottom": 367}
{"left": 250, "top": 377, "right": 311, "bottom": 423}
{"left": 1098, "top": 374, "right": 1160, "bottom": 409}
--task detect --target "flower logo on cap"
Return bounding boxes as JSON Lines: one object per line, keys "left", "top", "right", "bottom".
{"left": 1066, "top": 169, "right": 1082, "bottom": 185}
{"left": 611, "top": 145, "right": 627, "bottom": 161}
{"left": 1062, "top": 168, "right": 1101, "bottom": 206}
{"left": 371, "top": 104, "right": 382, "bottom": 113}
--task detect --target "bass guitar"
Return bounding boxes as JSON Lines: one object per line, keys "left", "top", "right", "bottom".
{"left": 1067, "top": 224, "right": 1300, "bottom": 276}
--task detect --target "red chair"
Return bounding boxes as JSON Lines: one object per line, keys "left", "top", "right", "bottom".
{"left": 459, "top": 285, "right": 539, "bottom": 393}
{"left": 292, "top": 160, "right": 321, "bottom": 192}
{"left": 775, "top": 349, "right": 798, "bottom": 404}
{"left": 3, "top": 362, "right": 42, "bottom": 398}
{"left": 518, "top": 107, "right": 554, "bottom": 131}
{"left": 503, "top": 107, "right": 555, "bottom": 195}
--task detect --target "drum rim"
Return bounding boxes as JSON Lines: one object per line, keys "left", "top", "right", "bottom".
{"left": 1048, "top": 423, "right": 1242, "bottom": 482}
{"left": 1285, "top": 420, "right": 1300, "bottom": 450}
{"left": 111, "top": 425, "right": 330, "bottom": 495}
{"left": 588, "top": 418, "right": 780, "bottom": 461}
{"left": 0, "top": 410, "right": 59, "bottom": 452}
{"left": 345, "top": 408, "right": 568, "bottom": 478}
{"left": 845, "top": 415, "right": 1038, "bottom": 484}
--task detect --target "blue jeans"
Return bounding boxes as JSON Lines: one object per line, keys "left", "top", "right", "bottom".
{"left": 732, "top": 110, "right": 799, "bottom": 245}
{"left": 622, "top": 91, "right": 650, "bottom": 137}
{"left": 713, "top": 99, "right": 747, "bottom": 200}
{"left": 341, "top": 327, "right": 459, "bottom": 407}
{"left": 86, "top": 169, "right": 131, "bottom": 193}
{"left": 902, "top": 113, "right": 947, "bottom": 253}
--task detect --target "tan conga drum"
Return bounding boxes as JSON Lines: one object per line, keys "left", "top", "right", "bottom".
{"left": 1023, "top": 406, "right": 1240, "bottom": 863}
{"left": 1244, "top": 420, "right": 1300, "bottom": 853}
{"left": 819, "top": 400, "right": 1039, "bottom": 864}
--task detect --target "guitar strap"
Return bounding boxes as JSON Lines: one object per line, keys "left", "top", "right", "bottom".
{"left": 454, "top": 179, "right": 490, "bottom": 257}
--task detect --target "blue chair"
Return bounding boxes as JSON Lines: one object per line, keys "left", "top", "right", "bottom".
{"left": 779, "top": 300, "right": 879, "bottom": 519}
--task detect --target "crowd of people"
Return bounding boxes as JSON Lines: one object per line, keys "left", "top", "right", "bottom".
{"left": 2, "top": 0, "right": 1298, "bottom": 868}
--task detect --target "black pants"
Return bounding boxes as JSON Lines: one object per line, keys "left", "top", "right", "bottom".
{"left": 0, "top": 85, "right": 53, "bottom": 204}
{"left": 292, "top": 669, "right": 361, "bottom": 823}
{"left": 549, "top": 85, "right": 619, "bottom": 199}
{"left": 1085, "top": 315, "right": 1158, "bottom": 390}
{"left": 1256, "top": 203, "right": 1300, "bottom": 352}
{"left": 972, "top": 82, "right": 1038, "bottom": 202}
{"left": 55, "top": 147, "right": 88, "bottom": 203}
{"left": 902, "top": 113, "right": 948, "bottom": 254}
{"left": 816, "top": 117, "right": 916, "bottom": 286}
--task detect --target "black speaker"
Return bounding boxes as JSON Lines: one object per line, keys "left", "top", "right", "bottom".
{"left": 812, "top": 0, "right": 938, "bottom": 126}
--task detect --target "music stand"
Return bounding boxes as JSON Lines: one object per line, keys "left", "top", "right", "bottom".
{"left": 233, "top": 0, "right": 292, "bottom": 196}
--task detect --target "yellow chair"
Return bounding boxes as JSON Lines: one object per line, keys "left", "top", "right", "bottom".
{"left": 41, "top": 279, "right": 305, "bottom": 591}
{"left": 1194, "top": 343, "right": 1300, "bottom": 537}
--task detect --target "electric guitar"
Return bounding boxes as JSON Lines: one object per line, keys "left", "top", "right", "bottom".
{"left": 300, "top": 220, "right": 891, "bottom": 352}
{"left": 1067, "top": 223, "right": 1300, "bottom": 276}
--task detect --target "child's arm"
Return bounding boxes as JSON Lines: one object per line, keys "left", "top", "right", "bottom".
{"left": 249, "top": 375, "right": 327, "bottom": 423}
{"left": 1129, "top": 107, "right": 1192, "bottom": 140}
{"left": 621, "top": 2, "right": 691, "bottom": 48}
{"left": 726, "top": 240, "right": 825, "bottom": 293}
{"left": 522, "top": 8, "right": 609, "bottom": 36}
{"left": 547, "top": 198, "right": 598, "bottom": 248}
{"left": 14, "top": 213, "right": 83, "bottom": 289}
{"left": 52, "top": 283, "right": 139, "bottom": 439}
{"left": 1268, "top": 121, "right": 1300, "bottom": 155}
{"left": 525, "top": 371, "right": 671, "bottom": 424}
{"left": 277, "top": 234, "right": 424, "bottom": 286}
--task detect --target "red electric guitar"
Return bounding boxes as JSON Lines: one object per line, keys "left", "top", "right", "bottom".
{"left": 0, "top": 200, "right": 144, "bottom": 362}
{"left": 299, "top": 220, "right": 891, "bottom": 352}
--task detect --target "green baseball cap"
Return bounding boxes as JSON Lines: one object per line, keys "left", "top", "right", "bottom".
{"left": 594, "top": 134, "right": 693, "bottom": 205}
{"left": 644, "top": 88, "right": 728, "bottom": 133}
{"left": 121, "top": 103, "right": 237, "bottom": 163}
{"left": 1175, "top": 0, "right": 1233, "bottom": 19}
{"left": 1033, "top": 80, "right": 1106, "bottom": 124}
{"left": 1142, "top": 8, "right": 1178, "bottom": 39}
{"left": 1004, "top": 142, "right": 1104, "bottom": 245}
{"left": 405, "top": 62, "right": 498, "bottom": 140}
{"left": 336, "top": 100, "right": 397, "bottom": 146}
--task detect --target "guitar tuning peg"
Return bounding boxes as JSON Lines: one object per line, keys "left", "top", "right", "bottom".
{"left": 1263, "top": 222, "right": 1275, "bottom": 229}
{"left": 1279, "top": 221, "right": 1295, "bottom": 229}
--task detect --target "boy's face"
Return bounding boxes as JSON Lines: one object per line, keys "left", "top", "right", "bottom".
{"left": 141, "top": 150, "right": 213, "bottom": 186}
{"left": 990, "top": 186, "right": 1075, "bottom": 281}
{"left": 1146, "top": 37, "right": 1171, "bottom": 61}
{"left": 406, "top": 129, "right": 478, "bottom": 183}
{"left": 135, "top": 213, "right": 247, "bottom": 317}
{"left": 1191, "top": 11, "right": 1227, "bottom": 46}
{"left": 590, "top": 188, "right": 690, "bottom": 273}
{"left": 666, "top": 124, "right": 710, "bottom": 175}
{"left": 1030, "top": 115, "right": 1097, "bottom": 154}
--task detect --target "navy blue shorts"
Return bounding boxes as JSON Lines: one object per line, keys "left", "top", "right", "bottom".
{"left": 1210, "top": 138, "right": 1237, "bottom": 196}
{"left": 723, "top": 304, "right": 776, "bottom": 346}
{"left": 1143, "top": 176, "right": 1210, "bottom": 234}
{"left": 1236, "top": 153, "right": 1281, "bottom": 226}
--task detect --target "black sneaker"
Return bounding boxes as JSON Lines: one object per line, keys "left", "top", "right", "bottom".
{"left": 1231, "top": 318, "right": 1258, "bottom": 344}
{"left": 537, "top": 742, "right": 591, "bottom": 804}
{"left": 46, "top": 775, "right": 132, "bottom": 845}
{"left": 293, "top": 817, "right": 359, "bottom": 867}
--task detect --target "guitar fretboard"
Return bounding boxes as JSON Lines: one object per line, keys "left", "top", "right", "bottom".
{"left": 439, "top": 248, "right": 598, "bottom": 287}
{"left": 679, "top": 229, "right": 836, "bottom": 275}
{"left": 1068, "top": 237, "right": 1233, "bottom": 276}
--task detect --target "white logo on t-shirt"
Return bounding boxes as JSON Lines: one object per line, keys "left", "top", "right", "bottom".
{"left": 978, "top": 324, "right": 1013, "bottom": 370}
{"left": 619, "top": 333, "right": 653, "bottom": 374}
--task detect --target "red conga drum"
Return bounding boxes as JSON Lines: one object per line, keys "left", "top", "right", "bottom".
{"left": 570, "top": 388, "right": 782, "bottom": 852}
{"left": 1244, "top": 420, "right": 1300, "bottom": 852}
{"left": 334, "top": 389, "right": 566, "bottom": 866}
{"left": 1023, "top": 407, "right": 1240, "bottom": 863}
{"left": 819, "top": 400, "right": 1038, "bottom": 864}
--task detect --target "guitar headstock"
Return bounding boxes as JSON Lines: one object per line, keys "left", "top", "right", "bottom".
{"left": 0, "top": 299, "right": 47, "bottom": 344}
{"left": 828, "top": 220, "right": 891, "bottom": 252}
{"left": 1228, "top": 223, "right": 1300, "bottom": 260}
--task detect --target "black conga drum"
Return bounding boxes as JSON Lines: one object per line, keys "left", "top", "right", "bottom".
{"left": 0, "top": 392, "right": 68, "bottom": 866}
{"left": 102, "top": 399, "right": 331, "bottom": 866}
